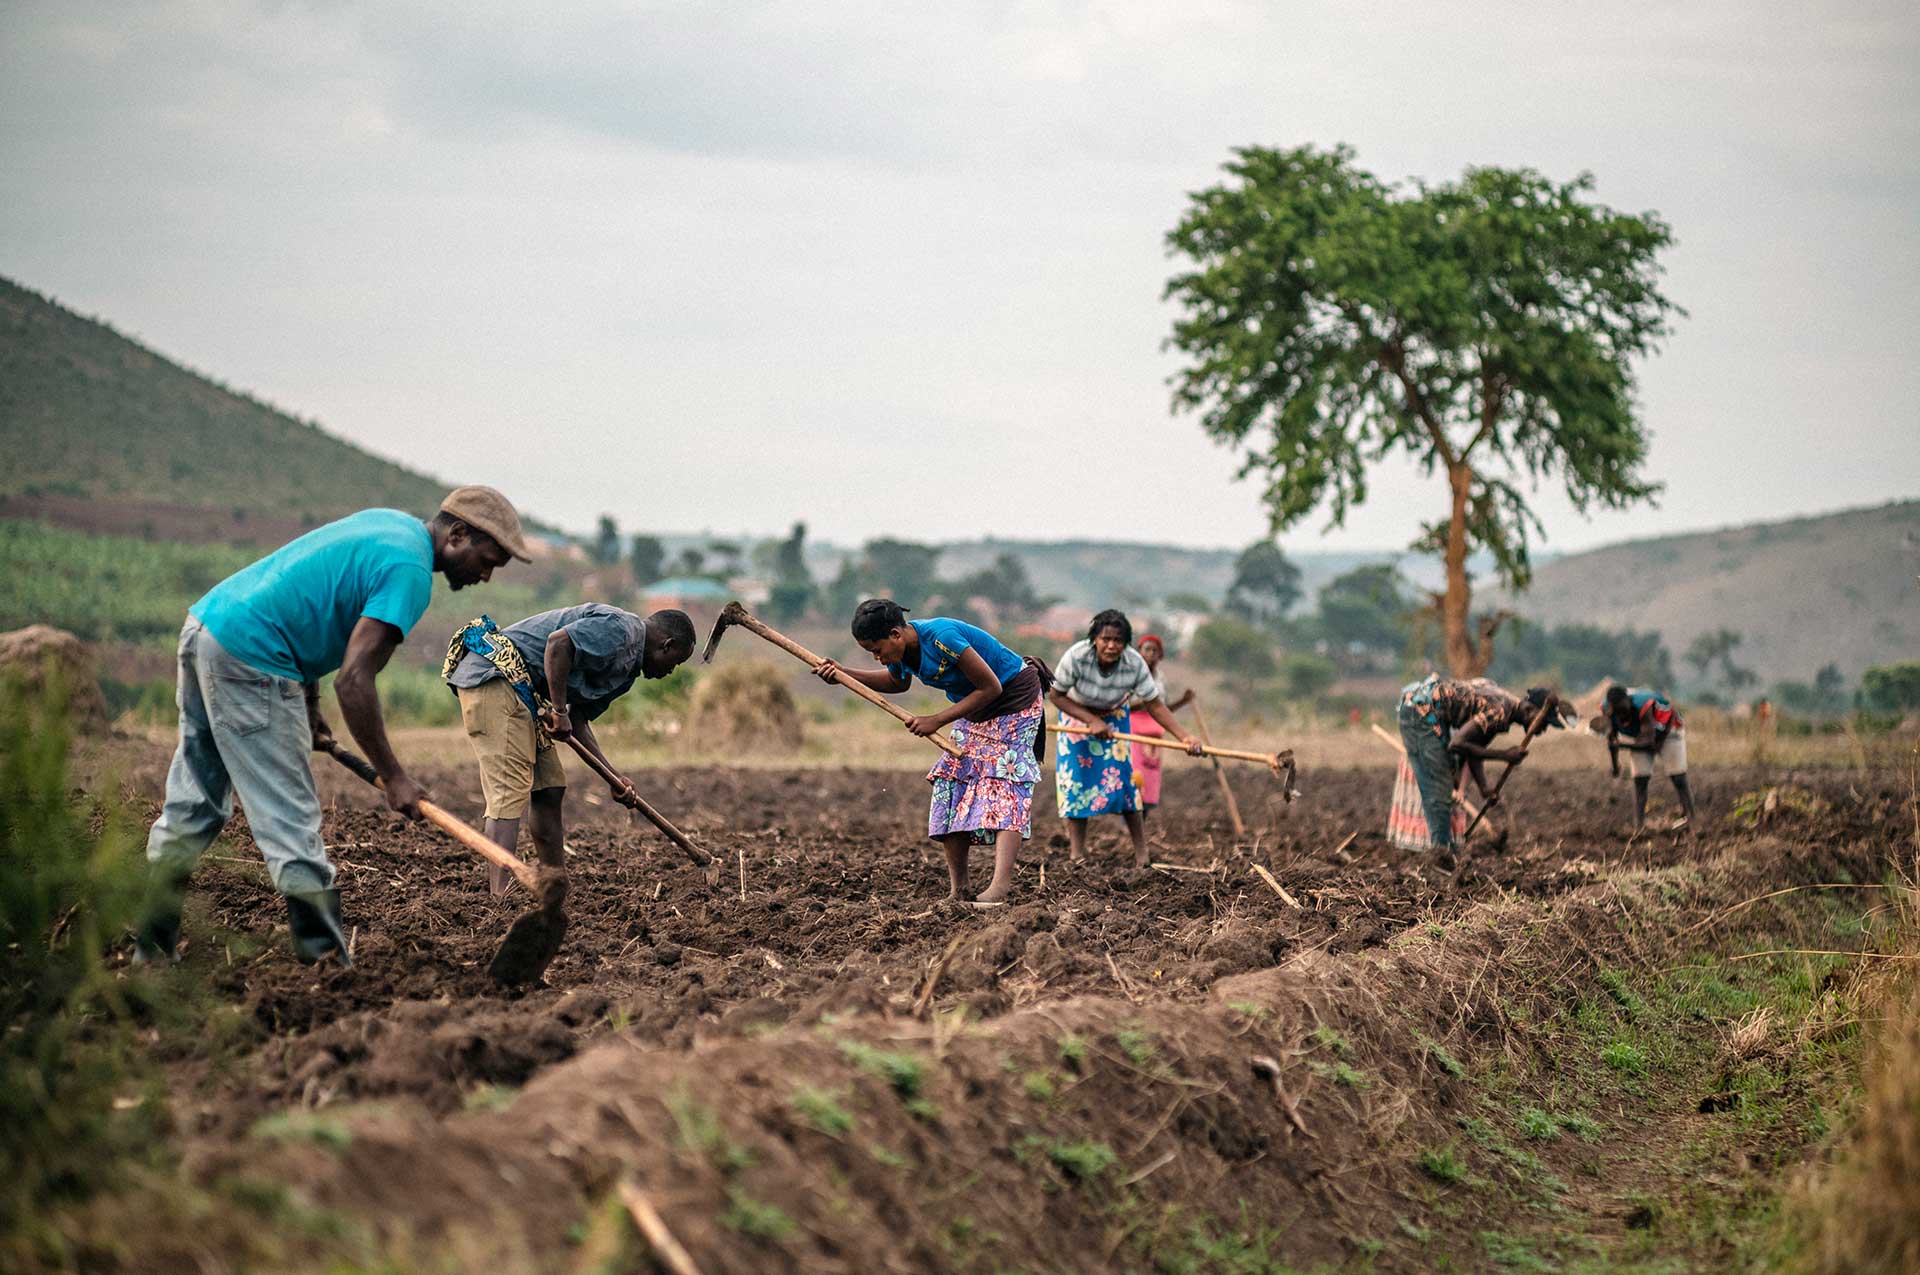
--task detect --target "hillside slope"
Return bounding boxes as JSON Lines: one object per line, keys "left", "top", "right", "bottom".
{"left": 1499, "top": 500, "right": 1920, "bottom": 684}
{"left": 0, "top": 276, "right": 450, "bottom": 529}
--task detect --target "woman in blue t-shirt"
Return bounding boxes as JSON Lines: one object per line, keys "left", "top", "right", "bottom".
{"left": 815, "top": 598, "right": 1045, "bottom": 904}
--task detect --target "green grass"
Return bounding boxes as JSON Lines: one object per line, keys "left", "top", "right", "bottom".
{"left": 1419, "top": 1034, "right": 1467, "bottom": 1079}
{"left": 719, "top": 1187, "right": 794, "bottom": 1242}
{"left": 1116, "top": 1027, "right": 1157, "bottom": 1067}
{"left": 1419, "top": 1146, "right": 1468, "bottom": 1184}
{"left": 1058, "top": 1034, "right": 1089, "bottom": 1071}
{"left": 791, "top": 1087, "right": 854, "bottom": 1137}
{"left": 1046, "top": 1140, "right": 1118, "bottom": 1183}
{"left": 1517, "top": 1108, "right": 1558, "bottom": 1142}
{"left": 1309, "top": 1024, "right": 1351, "bottom": 1057}
{"left": 838, "top": 1040, "right": 927, "bottom": 1098}
{"left": 1021, "top": 1070, "right": 1057, "bottom": 1101}
{"left": 1308, "top": 1059, "right": 1368, "bottom": 1088}
{"left": 664, "top": 1088, "right": 754, "bottom": 1173}
{"left": 0, "top": 521, "right": 255, "bottom": 644}
{"left": 1601, "top": 1042, "right": 1648, "bottom": 1075}
{"left": 1148, "top": 1214, "right": 1308, "bottom": 1274}
{"left": 249, "top": 1111, "right": 353, "bottom": 1153}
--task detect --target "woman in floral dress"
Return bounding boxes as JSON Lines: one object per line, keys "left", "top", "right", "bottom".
{"left": 1049, "top": 610, "right": 1203, "bottom": 867}
{"left": 815, "top": 598, "right": 1046, "bottom": 903}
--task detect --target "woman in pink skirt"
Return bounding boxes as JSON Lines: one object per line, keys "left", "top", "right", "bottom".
{"left": 1128, "top": 633, "right": 1195, "bottom": 814}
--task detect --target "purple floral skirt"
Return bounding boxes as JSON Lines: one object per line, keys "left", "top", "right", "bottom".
{"left": 926, "top": 698, "right": 1044, "bottom": 844}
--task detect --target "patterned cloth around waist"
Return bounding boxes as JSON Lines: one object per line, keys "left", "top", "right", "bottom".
{"left": 928, "top": 697, "right": 1046, "bottom": 787}
{"left": 1054, "top": 706, "right": 1139, "bottom": 818}
{"left": 443, "top": 616, "right": 555, "bottom": 750}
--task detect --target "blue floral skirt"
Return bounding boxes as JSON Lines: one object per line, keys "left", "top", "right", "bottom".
{"left": 1054, "top": 707, "right": 1138, "bottom": 819}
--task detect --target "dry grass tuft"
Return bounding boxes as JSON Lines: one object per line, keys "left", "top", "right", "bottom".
{"left": 1723, "top": 1006, "right": 1775, "bottom": 1062}
{"left": 1794, "top": 760, "right": 1920, "bottom": 1274}
{"left": 682, "top": 662, "right": 804, "bottom": 758}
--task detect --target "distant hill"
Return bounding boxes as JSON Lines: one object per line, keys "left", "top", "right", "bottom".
{"left": 1496, "top": 501, "right": 1920, "bottom": 685}
{"left": 0, "top": 276, "right": 453, "bottom": 538}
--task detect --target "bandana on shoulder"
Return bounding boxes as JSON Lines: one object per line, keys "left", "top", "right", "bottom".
{"left": 442, "top": 616, "right": 555, "bottom": 747}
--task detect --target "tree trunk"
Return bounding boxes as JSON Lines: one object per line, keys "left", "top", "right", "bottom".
{"left": 1442, "top": 463, "right": 1479, "bottom": 677}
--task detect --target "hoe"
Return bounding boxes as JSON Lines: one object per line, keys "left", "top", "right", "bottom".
{"left": 1046, "top": 721, "right": 1298, "bottom": 802}
{"left": 701, "top": 601, "right": 963, "bottom": 757}
{"left": 321, "top": 740, "right": 567, "bottom": 985}
{"left": 1458, "top": 692, "right": 1561, "bottom": 844}
{"left": 553, "top": 734, "right": 719, "bottom": 879}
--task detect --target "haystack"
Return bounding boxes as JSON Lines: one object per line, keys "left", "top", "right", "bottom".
{"left": 0, "top": 625, "right": 112, "bottom": 733}
{"left": 682, "top": 662, "right": 803, "bottom": 757}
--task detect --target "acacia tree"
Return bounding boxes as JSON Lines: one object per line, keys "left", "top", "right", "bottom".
{"left": 1165, "top": 145, "right": 1678, "bottom": 675}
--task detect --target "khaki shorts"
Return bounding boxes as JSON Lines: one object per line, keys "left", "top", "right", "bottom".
{"left": 1628, "top": 729, "right": 1687, "bottom": 778}
{"left": 458, "top": 678, "right": 565, "bottom": 819}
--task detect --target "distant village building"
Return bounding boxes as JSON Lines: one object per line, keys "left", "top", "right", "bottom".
{"left": 1016, "top": 604, "right": 1088, "bottom": 645}
{"left": 727, "top": 577, "right": 773, "bottom": 607}
{"left": 642, "top": 577, "right": 734, "bottom": 613}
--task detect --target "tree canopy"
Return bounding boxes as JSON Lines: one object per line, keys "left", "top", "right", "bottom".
{"left": 1165, "top": 144, "right": 1678, "bottom": 675}
{"left": 1223, "top": 541, "right": 1301, "bottom": 632}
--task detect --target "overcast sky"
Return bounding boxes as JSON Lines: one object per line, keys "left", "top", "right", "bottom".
{"left": 3, "top": 1, "right": 1915, "bottom": 555}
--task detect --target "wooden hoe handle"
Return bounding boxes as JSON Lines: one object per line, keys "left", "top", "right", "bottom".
{"left": 558, "top": 736, "right": 714, "bottom": 868}
{"left": 1458, "top": 695, "right": 1559, "bottom": 843}
{"left": 321, "top": 741, "right": 541, "bottom": 892}
{"left": 1047, "top": 721, "right": 1290, "bottom": 774}
{"left": 705, "top": 602, "right": 964, "bottom": 758}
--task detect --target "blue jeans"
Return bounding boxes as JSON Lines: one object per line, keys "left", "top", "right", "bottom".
{"left": 1397, "top": 701, "right": 1459, "bottom": 851}
{"left": 145, "top": 617, "right": 333, "bottom": 894}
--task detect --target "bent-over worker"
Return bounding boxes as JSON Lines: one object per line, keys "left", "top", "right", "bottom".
{"left": 1592, "top": 685, "right": 1695, "bottom": 832}
{"left": 815, "top": 599, "right": 1048, "bottom": 904}
{"left": 136, "top": 487, "right": 529, "bottom": 966}
{"left": 1395, "top": 674, "right": 1567, "bottom": 858}
{"left": 443, "top": 604, "right": 697, "bottom": 894}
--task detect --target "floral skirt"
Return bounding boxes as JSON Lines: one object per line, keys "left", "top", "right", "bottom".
{"left": 1054, "top": 706, "right": 1138, "bottom": 819}
{"left": 927, "top": 698, "right": 1044, "bottom": 845}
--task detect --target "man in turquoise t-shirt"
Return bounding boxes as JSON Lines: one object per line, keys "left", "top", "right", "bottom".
{"left": 136, "top": 485, "right": 531, "bottom": 967}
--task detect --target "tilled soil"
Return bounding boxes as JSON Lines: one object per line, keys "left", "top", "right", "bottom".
{"left": 147, "top": 759, "right": 1867, "bottom": 1135}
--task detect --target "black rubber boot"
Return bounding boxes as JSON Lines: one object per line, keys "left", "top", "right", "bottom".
{"left": 1671, "top": 774, "right": 1696, "bottom": 824}
{"left": 1632, "top": 776, "right": 1650, "bottom": 831}
{"left": 132, "top": 862, "right": 192, "bottom": 964}
{"left": 285, "top": 888, "right": 352, "bottom": 966}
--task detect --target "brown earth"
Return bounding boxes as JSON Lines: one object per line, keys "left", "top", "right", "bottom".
{"left": 95, "top": 756, "right": 1914, "bottom": 1273}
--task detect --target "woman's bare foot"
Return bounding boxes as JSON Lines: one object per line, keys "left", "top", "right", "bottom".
{"left": 975, "top": 881, "right": 1012, "bottom": 904}
{"left": 945, "top": 888, "right": 972, "bottom": 902}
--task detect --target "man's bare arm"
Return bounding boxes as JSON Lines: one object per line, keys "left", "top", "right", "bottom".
{"left": 335, "top": 616, "right": 425, "bottom": 818}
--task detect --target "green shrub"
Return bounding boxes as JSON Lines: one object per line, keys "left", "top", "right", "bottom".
{"left": 1517, "top": 1108, "right": 1558, "bottom": 1141}
{"left": 1602, "top": 1042, "right": 1648, "bottom": 1075}
{"left": 0, "top": 678, "right": 161, "bottom": 1243}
